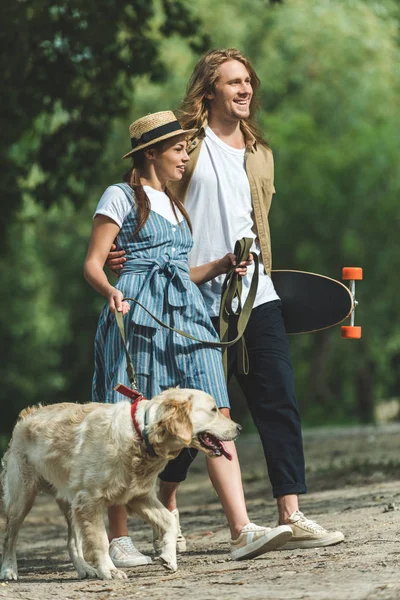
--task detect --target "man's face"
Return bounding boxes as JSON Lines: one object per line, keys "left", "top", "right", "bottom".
{"left": 207, "top": 59, "right": 253, "bottom": 123}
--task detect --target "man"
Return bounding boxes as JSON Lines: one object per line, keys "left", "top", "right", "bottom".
{"left": 108, "top": 48, "right": 344, "bottom": 550}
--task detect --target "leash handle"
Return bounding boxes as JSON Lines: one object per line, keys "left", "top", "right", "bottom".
{"left": 219, "top": 238, "right": 259, "bottom": 378}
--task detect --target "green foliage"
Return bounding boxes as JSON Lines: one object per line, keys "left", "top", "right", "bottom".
{"left": 250, "top": 0, "right": 400, "bottom": 424}
{"left": 0, "top": 0, "right": 206, "bottom": 432}
{"left": 0, "top": 196, "right": 99, "bottom": 432}
{"left": 0, "top": 0, "right": 206, "bottom": 239}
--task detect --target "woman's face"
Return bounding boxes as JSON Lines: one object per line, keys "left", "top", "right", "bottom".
{"left": 150, "top": 135, "right": 190, "bottom": 183}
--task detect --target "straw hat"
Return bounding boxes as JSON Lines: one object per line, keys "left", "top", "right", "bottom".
{"left": 122, "top": 111, "right": 197, "bottom": 159}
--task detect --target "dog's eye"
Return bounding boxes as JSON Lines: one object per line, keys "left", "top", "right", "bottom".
{"left": 212, "top": 407, "right": 218, "bottom": 413}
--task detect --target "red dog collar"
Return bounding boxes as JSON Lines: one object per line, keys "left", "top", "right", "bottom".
{"left": 114, "top": 384, "right": 156, "bottom": 456}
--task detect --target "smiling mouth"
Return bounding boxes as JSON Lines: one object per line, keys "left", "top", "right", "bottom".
{"left": 197, "top": 433, "right": 233, "bottom": 460}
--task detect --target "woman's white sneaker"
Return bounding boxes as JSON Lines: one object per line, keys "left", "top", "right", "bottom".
{"left": 280, "top": 511, "right": 345, "bottom": 549}
{"left": 109, "top": 536, "right": 152, "bottom": 567}
{"left": 230, "top": 523, "right": 293, "bottom": 560}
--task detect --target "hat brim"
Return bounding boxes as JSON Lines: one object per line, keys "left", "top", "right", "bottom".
{"left": 122, "top": 128, "right": 198, "bottom": 160}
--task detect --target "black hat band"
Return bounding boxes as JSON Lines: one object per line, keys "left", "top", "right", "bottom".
{"left": 131, "top": 121, "right": 182, "bottom": 149}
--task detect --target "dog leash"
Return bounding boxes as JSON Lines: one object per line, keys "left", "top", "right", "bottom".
{"left": 114, "top": 237, "right": 258, "bottom": 385}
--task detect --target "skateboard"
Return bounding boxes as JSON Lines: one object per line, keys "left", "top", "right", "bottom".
{"left": 271, "top": 267, "right": 362, "bottom": 338}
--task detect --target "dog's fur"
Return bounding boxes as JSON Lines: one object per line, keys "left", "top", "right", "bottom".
{"left": 0, "top": 388, "right": 240, "bottom": 581}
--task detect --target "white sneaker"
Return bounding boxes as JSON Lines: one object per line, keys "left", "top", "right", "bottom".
{"left": 153, "top": 508, "right": 187, "bottom": 554}
{"left": 280, "top": 511, "right": 345, "bottom": 550}
{"left": 109, "top": 536, "right": 152, "bottom": 567}
{"left": 230, "top": 523, "right": 293, "bottom": 560}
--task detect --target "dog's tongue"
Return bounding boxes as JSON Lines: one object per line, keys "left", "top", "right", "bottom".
{"left": 220, "top": 441, "right": 233, "bottom": 461}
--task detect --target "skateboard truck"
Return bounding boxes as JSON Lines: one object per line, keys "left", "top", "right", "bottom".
{"left": 341, "top": 267, "right": 362, "bottom": 339}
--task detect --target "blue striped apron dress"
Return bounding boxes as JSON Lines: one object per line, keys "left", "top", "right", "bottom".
{"left": 92, "top": 183, "right": 230, "bottom": 408}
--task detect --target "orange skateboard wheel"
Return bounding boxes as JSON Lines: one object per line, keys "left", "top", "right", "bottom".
{"left": 341, "top": 325, "right": 362, "bottom": 339}
{"left": 342, "top": 267, "right": 363, "bottom": 280}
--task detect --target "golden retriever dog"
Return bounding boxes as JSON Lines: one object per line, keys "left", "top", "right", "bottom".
{"left": 0, "top": 388, "right": 241, "bottom": 581}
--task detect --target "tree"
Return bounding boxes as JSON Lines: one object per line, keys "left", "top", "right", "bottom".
{"left": 0, "top": 0, "right": 207, "bottom": 434}
{"left": 0, "top": 0, "right": 206, "bottom": 241}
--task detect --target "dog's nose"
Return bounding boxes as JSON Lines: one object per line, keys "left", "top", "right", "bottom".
{"left": 236, "top": 424, "right": 242, "bottom": 434}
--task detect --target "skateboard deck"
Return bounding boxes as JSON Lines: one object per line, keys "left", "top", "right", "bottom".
{"left": 271, "top": 270, "right": 354, "bottom": 334}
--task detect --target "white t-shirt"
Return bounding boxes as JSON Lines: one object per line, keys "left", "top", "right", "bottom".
{"left": 186, "top": 126, "right": 279, "bottom": 317}
{"left": 94, "top": 184, "right": 184, "bottom": 226}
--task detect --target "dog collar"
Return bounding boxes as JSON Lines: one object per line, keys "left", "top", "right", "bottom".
{"left": 130, "top": 396, "right": 157, "bottom": 457}
{"left": 114, "top": 384, "right": 157, "bottom": 457}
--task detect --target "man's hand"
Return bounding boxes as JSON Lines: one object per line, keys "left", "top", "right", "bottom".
{"left": 105, "top": 243, "right": 126, "bottom": 275}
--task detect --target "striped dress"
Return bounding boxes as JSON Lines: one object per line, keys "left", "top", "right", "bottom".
{"left": 92, "top": 183, "right": 230, "bottom": 408}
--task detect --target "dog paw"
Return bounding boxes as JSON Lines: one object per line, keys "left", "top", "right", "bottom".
{"left": 77, "top": 565, "right": 98, "bottom": 579}
{"left": 156, "top": 555, "right": 178, "bottom": 573}
{"left": 109, "top": 568, "right": 127, "bottom": 580}
{"left": 0, "top": 567, "right": 18, "bottom": 581}
{"left": 93, "top": 566, "right": 127, "bottom": 580}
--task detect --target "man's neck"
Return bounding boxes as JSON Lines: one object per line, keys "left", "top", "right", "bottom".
{"left": 207, "top": 116, "right": 245, "bottom": 149}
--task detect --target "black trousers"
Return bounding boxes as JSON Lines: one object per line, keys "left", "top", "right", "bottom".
{"left": 159, "top": 301, "right": 307, "bottom": 498}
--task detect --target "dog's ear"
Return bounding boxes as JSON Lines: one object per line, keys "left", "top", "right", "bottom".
{"left": 160, "top": 396, "right": 193, "bottom": 445}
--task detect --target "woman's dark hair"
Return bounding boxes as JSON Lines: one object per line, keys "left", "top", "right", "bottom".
{"left": 123, "top": 139, "right": 192, "bottom": 236}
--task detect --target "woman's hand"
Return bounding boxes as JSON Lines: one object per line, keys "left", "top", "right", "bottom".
{"left": 190, "top": 253, "right": 254, "bottom": 286}
{"left": 218, "top": 252, "right": 254, "bottom": 277}
{"left": 108, "top": 288, "right": 130, "bottom": 315}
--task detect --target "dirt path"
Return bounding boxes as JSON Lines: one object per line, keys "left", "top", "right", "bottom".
{"left": 1, "top": 424, "right": 400, "bottom": 600}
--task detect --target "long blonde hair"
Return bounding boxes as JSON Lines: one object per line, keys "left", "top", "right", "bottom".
{"left": 179, "top": 48, "right": 267, "bottom": 145}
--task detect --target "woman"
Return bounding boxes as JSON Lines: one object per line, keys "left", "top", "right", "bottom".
{"left": 84, "top": 111, "right": 292, "bottom": 568}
